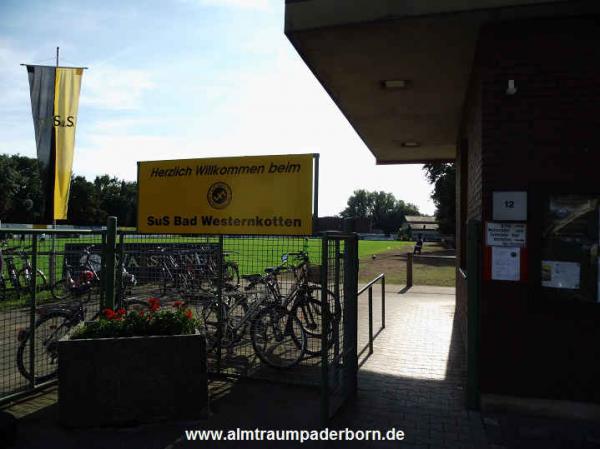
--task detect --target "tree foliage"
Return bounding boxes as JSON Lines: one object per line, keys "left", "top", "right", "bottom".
{"left": 0, "top": 154, "right": 44, "bottom": 223}
{"left": 422, "top": 162, "right": 456, "bottom": 235}
{"left": 0, "top": 154, "right": 137, "bottom": 226}
{"left": 339, "top": 189, "right": 420, "bottom": 234}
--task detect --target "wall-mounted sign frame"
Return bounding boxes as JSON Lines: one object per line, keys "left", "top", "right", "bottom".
{"left": 493, "top": 191, "right": 527, "bottom": 221}
{"left": 137, "top": 153, "right": 316, "bottom": 235}
{"left": 484, "top": 221, "right": 528, "bottom": 282}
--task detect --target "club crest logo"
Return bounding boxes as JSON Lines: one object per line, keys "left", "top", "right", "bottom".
{"left": 207, "top": 182, "right": 232, "bottom": 209}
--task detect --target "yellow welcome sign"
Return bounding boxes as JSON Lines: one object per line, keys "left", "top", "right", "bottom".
{"left": 137, "top": 154, "right": 314, "bottom": 235}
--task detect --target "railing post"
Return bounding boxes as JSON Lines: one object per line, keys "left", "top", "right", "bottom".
{"left": 312, "top": 153, "right": 320, "bottom": 233}
{"left": 406, "top": 252, "right": 413, "bottom": 288}
{"left": 117, "top": 233, "right": 125, "bottom": 306}
{"left": 368, "top": 287, "right": 374, "bottom": 355}
{"left": 343, "top": 234, "right": 358, "bottom": 399}
{"left": 104, "top": 216, "right": 117, "bottom": 310}
{"left": 333, "top": 239, "right": 341, "bottom": 369}
{"left": 100, "top": 232, "right": 106, "bottom": 307}
{"left": 28, "top": 234, "right": 38, "bottom": 388}
{"left": 320, "top": 237, "right": 330, "bottom": 427}
{"left": 216, "top": 235, "right": 224, "bottom": 374}
{"left": 381, "top": 275, "right": 385, "bottom": 329}
{"left": 50, "top": 229, "right": 56, "bottom": 285}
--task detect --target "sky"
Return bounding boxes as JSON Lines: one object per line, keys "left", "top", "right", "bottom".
{"left": 0, "top": 0, "right": 435, "bottom": 216}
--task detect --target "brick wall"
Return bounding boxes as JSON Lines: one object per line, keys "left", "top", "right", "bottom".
{"left": 455, "top": 40, "right": 484, "bottom": 351}
{"left": 473, "top": 15, "right": 600, "bottom": 403}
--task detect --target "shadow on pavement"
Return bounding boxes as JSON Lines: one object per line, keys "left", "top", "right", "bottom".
{"left": 11, "top": 378, "right": 324, "bottom": 449}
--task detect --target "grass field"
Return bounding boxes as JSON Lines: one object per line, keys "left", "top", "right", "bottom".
{"left": 358, "top": 242, "right": 455, "bottom": 287}
{"left": 1, "top": 234, "right": 454, "bottom": 309}
{"left": 357, "top": 240, "right": 415, "bottom": 259}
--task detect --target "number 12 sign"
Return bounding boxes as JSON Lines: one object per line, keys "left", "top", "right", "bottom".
{"left": 492, "top": 191, "right": 527, "bottom": 221}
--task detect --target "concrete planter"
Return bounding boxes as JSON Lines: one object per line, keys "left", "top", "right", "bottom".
{"left": 58, "top": 330, "right": 208, "bottom": 427}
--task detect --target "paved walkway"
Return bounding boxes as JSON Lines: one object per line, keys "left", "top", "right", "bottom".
{"left": 2, "top": 284, "right": 488, "bottom": 448}
{"left": 334, "top": 285, "right": 487, "bottom": 449}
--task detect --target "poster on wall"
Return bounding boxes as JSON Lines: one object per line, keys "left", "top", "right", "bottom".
{"left": 541, "top": 260, "right": 581, "bottom": 289}
{"left": 486, "top": 222, "right": 526, "bottom": 247}
{"left": 491, "top": 247, "right": 520, "bottom": 281}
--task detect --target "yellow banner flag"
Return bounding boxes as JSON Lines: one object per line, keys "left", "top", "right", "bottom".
{"left": 53, "top": 68, "right": 83, "bottom": 220}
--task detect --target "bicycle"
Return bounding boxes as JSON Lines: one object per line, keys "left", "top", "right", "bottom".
{"left": 157, "top": 247, "right": 240, "bottom": 298}
{"left": 246, "top": 251, "right": 342, "bottom": 356}
{"left": 156, "top": 247, "right": 204, "bottom": 298}
{"left": 51, "top": 246, "right": 137, "bottom": 301}
{"left": 0, "top": 243, "right": 49, "bottom": 301}
{"left": 192, "top": 249, "right": 240, "bottom": 290}
{"left": 16, "top": 294, "right": 149, "bottom": 383}
{"left": 194, "top": 271, "right": 308, "bottom": 369}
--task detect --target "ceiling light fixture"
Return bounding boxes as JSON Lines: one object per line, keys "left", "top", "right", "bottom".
{"left": 401, "top": 141, "right": 420, "bottom": 148}
{"left": 382, "top": 79, "right": 410, "bottom": 89}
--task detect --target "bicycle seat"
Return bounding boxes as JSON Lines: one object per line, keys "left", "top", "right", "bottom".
{"left": 264, "top": 267, "right": 279, "bottom": 274}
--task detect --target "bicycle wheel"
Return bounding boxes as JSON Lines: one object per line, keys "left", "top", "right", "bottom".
{"left": 250, "top": 305, "right": 306, "bottom": 369}
{"left": 18, "top": 268, "right": 48, "bottom": 297}
{"left": 291, "top": 296, "right": 335, "bottom": 356}
{"left": 293, "top": 286, "right": 340, "bottom": 331}
{"left": 51, "top": 278, "right": 72, "bottom": 301}
{"left": 16, "top": 311, "right": 75, "bottom": 383}
{"left": 197, "top": 301, "right": 227, "bottom": 351}
{"left": 222, "top": 293, "right": 249, "bottom": 346}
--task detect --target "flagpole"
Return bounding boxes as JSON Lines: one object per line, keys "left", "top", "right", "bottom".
{"left": 50, "top": 46, "right": 59, "bottom": 285}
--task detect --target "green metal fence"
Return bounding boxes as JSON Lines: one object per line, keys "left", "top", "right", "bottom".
{"left": 0, "top": 228, "right": 104, "bottom": 405}
{"left": 0, "top": 226, "right": 359, "bottom": 425}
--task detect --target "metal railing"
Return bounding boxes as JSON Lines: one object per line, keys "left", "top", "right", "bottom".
{"left": 357, "top": 273, "right": 385, "bottom": 362}
{"left": 0, "top": 228, "right": 104, "bottom": 406}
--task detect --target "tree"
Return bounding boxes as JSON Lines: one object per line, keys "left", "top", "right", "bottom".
{"left": 423, "top": 162, "right": 456, "bottom": 235}
{"left": 340, "top": 189, "right": 373, "bottom": 219}
{"left": 0, "top": 153, "right": 139, "bottom": 226}
{"left": 68, "top": 176, "right": 105, "bottom": 225}
{"left": 94, "top": 176, "right": 138, "bottom": 227}
{"left": 340, "top": 190, "right": 420, "bottom": 234}
{"left": 0, "top": 154, "right": 44, "bottom": 223}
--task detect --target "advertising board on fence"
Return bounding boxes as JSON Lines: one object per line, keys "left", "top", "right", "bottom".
{"left": 63, "top": 243, "right": 220, "bottom": 284}
{"left": 137, "top": 154, "right": 314, "bottom": 235}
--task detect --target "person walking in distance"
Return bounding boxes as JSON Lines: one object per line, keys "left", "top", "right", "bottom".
{"left": 413, "top": 234, "right": 423, "bottom": 255}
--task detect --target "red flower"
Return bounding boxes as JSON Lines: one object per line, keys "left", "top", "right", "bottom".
{"left": 184, "top": 309, "right": 193, "bottom": 319}
{"left": 117, "top": 308, "right": 126, "bottom": 316}
{"left": 148, "top": 298, "right": 161, "bottom": 312}
{"left": 103, "top": 309, "right": 116, "bottom": 320}
{"left": 173, "top": 300, "right": 184, "bottom": 309}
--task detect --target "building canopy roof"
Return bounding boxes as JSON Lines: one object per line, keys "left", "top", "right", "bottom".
{"left": 284, "top": 0, "right": 589, "bottom": 164}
